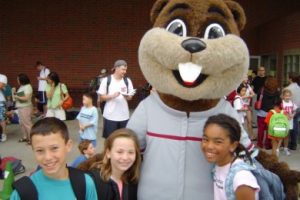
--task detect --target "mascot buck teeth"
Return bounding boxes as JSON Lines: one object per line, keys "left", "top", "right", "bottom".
{"left": 80, "top": 0, "right": 300, "bottom": 199}
{"left": 128, "top": 0, "right": 300, "bottom": 199}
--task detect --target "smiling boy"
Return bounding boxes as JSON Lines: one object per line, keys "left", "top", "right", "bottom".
{"left": 10, "top": 117, "right": 97, "bottom": 200}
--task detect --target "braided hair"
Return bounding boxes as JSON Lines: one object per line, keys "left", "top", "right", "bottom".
{"left": 203, "top": 114, "right": 253, "bottom": 164}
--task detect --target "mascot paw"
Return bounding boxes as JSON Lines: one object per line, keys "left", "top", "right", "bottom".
{"left": 255, "top": 150, "right": 300, "bottom": 200}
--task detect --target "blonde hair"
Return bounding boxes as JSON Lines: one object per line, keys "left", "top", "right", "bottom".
{"left": 90, "top": 128, "right": 141, "bottom": 184}
{"left": 282, "top": 88, "right": 292, "bottom": 97}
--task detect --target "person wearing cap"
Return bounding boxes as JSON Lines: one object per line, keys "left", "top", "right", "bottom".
{"left": 0, "top": 74, "right": 8, "bottom": 142}
{"left": 36, "top": 61, "right": 50, "bottom": 116}
{"left": 97, "top": 60, "right": 135, "bottom": 138}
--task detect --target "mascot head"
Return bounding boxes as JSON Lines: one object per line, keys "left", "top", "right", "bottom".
{"left": 139, "top": 0, "right": 249, "bottom": 102}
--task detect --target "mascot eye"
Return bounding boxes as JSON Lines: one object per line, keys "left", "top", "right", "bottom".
{"left": 204, "top": 23, "right": 225, "bottom": 39}
{"left": 166, "top": 19, "right": 187, "bottom": 37}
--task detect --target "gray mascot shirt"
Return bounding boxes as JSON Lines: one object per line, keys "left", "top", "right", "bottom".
{"left": 127, "top": 92, "right": 252, "bottom": 200}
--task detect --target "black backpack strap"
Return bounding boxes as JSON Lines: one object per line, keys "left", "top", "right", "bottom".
{"left": 68, "top": 167, "right": 86, "bottom": 200}
{"left": 88, "top": 169, "right": 111, "bottom": 200}
{"left": 124, "top": 77, "right": 129, "bottom": 93}
{"left": 106, "top": 75, "right": 111, "bottom": 94}
{"left": 12, "top": 176, "right": 38, "bottom": 200}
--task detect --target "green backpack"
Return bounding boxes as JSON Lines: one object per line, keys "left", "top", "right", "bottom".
{"left": 268, "top": 109, "right": 289, "bottom": 138}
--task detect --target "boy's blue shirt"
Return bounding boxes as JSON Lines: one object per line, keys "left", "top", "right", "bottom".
{"left": 77, "top": 106, "right": 98, "bottom": 140}
{"left": 10, "top": 169, "right": 97, "bottom": 200}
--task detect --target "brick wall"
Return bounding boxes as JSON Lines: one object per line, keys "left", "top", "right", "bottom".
{"left": 1, "top": 1, "right": 300, "bottom": 107}
{"left": 0, "top": 0, "right": 156, "bottom": 107}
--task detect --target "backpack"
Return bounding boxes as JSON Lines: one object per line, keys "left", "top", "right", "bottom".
{"left": 0, "top": 157, "right": 25, "bottom": 176}
{"left": 12, "top": 167, "right": 86, "bottom": 200}
{"left": 214, "top": 159, "right": 285, "bottom": 200}
{"left": 106, "top": 75, "right": 129, "bottom": 94}
{"left": 268, "top": 109, "right": 289, "bottom": 138}
{"left": 226, "top": 90, "right": 237, "bottom": 106}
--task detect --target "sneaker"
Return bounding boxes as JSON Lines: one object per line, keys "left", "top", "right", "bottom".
{"left": 1, "top": 134, "right": 7, "bottom": 142}
{"left": 284, "top": 148, "right": 291, "bottom": 156}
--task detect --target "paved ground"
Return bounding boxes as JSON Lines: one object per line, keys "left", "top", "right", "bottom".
{"left": 1, "top": 114, "right": 300, "bottom": 194}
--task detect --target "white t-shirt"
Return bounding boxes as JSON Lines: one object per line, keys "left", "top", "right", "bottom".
{"left": 233, "top": 95, "right": 246, "bottom": 124}
{"left": 243, "top": 84, "right": 253, "bottom": 105}
{"left": 38, "top": 67, "right": 50, "bottom": 91}
{"left": 97, "top": 75, "right": 133, "bottom": 121}
{"left": 282, "top": 100, "right": 298, "bottom": 128}
{"left": 285, "top": 83, "right": 300, "bottom": 108}
{"left": 214, "top": 159, "right": 260, "bottom": 200}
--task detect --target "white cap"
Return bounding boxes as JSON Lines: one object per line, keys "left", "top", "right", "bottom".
{"left": 0, "top": 74, "right": 8, "bottom": 84}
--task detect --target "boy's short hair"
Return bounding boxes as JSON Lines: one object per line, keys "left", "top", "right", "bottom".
{"left": 30, "top": 117, "right": 69, "bottom": 143}
{"left": 78, "top": 140, "right": 92, "bottom": 154}
{"left": 83, "top": 92, "right": 94, "bottom": 100}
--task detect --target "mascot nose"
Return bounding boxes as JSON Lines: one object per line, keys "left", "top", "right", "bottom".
{"left": 181, "top": 38, "right": 206, "bottom": 53}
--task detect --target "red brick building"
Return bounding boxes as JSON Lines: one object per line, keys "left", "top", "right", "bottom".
{"left": 1, "top": 0, "right": 300, "bottom": 106}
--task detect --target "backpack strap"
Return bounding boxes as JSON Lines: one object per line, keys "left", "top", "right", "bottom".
{"left": 124, "top": 77, "right": 129, "bottom": 94}
{"left": 68, "top": 167, "right": 86, "bottom": 200}
{"left": 225, "top": 162, "right": 254, "bottom": 200}
{"left": 88, "top": 169, "right": 111, "bottom": 200}
{"left": 12, "top": 176, "right": 38, "bottom": 200}
{"left": 106, "top": 75, "right": 111, "bottom": 94}
{"left": 271, "top": 109, "right": 277, "bottom": 114}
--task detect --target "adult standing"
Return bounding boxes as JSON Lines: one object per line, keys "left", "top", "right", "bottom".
{"left": 14, "top": 73, "right": 33, "bottom": 144}
{"left": 252, "top": 66, "right": 267, "bottom": 94}
{"left": 241, "top": 76, "right": 255, "bottom": 139}
{"left": 36, "top": 61, "right": 50, "bottom": 116}
{"left": 285, "top": 73, "right": 300, "bottom": 150}
{"left": 0, "top": 74, "right": 8, "bottom": 142}
{"left": 97, "top": 60, "right": 134, "bottom": 138}
{"left": 45, "top": 72, "right": 70, "bottom": 121}
{"left": 256, "top": 76, "right": 280, "bottom": 149}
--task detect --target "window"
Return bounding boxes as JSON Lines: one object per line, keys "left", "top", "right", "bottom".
{"left": 283, "top": 54, "right": 300, "bottom": 85}
{"left": 261, "top": 55, "right": 277, "bottom": 77}
{"left": 249, "top": 56, "right": 261, "bottom": 72}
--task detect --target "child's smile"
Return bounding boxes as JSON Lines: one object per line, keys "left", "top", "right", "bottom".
{"left": 201, "top": 124, "right": 238, "bottom": 166}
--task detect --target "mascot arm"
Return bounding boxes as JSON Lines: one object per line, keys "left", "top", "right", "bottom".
{"left": 127, "top": 101, "right": 148, "bottom": 151}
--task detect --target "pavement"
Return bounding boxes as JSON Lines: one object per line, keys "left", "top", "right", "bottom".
{"left": 1, "top": 114, "right": 300, "bottom": 192}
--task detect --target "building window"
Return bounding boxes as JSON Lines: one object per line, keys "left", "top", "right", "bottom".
{"left": 261, "top": 55, "right": 277, "bottom": 77}
{"left": 283, "top": 54, "right": 300, "bottom": 85}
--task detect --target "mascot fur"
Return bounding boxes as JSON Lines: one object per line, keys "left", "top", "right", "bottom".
{"left": 80, "top": 0, "right": 300, "bottom": 199}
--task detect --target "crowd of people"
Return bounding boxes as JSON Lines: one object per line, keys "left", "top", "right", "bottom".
{"left": 0, "top": 64, "right": 299, "bottom": 199}
{"left": 231, "top": 66, "right": 300, "bottom": 157}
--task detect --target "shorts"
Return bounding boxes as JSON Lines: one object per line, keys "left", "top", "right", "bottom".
{"left": 46, "top": 108, "right": 66, "bottom": 121}
{"left": 38, "top": 91, "right": 47, "bottom": 105}
{"left": 102, "top": 118, "right": 128, "bottom": 139}
{"left": 0, "top": 105, "right": 6, "bottom": 121}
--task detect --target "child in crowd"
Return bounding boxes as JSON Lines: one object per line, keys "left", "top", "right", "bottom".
{"left": 281, "top": 89, "right": 297, "bottom": 155}
{"left": 77, "top": 93, "right": 98, "bottom": 147}
{"left": 10, "top": 117, "right": 97, "bottom": 199}
{"left": 265, "top": 98, "right": 289, "bottom": 156}
{"left": 84, "top": 128, "right": 141, "bottom": 200}
{"left": 233, "top": 85, "right": 248, "bottom": 125}
{"left": 201, "top": 114, "right": 260, "bottom": 200}
{"left": 0, "top": 74, "right": 8, "bottom": 142}
{"left": 71, "top": 140, "right": 96, "bottom": 168}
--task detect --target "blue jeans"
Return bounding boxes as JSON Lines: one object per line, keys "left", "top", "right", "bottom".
{"left": 290, "top": 108, "right": 300, "bottom": 149}
{"left": 102, "top": 118, "right": 128, "bottom": 139}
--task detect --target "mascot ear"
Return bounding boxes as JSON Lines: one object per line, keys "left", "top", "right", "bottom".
{"left": 150, "top": 0, "right": 169, "bottom": 24}
{"left": 224, "top": 0, "right": 246, "bottom": 31}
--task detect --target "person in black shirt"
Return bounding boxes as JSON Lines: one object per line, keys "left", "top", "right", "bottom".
{"left": 252, "top": 66, "right": 267, "bottom": 94}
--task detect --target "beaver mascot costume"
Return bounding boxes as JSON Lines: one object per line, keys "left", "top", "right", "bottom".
{"left": 80, "top": 0, "right": 300, "bottom": 199}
